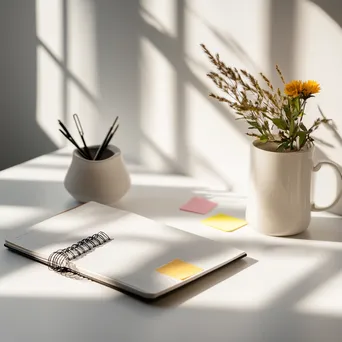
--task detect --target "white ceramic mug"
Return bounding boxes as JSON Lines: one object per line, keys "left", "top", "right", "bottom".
{"left": 245, "top": 140, "right": 342, "bottom": 236}
{"left": 64, "top": 145, "right": 131, "bottom": 205}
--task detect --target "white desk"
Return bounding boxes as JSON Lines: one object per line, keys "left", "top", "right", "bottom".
{"left": 0, "top": 149, "right": 342, "bottom": 342}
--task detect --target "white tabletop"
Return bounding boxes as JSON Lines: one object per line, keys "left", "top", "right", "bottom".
{"left": 1, "top": 149, "right": 342, "bottom": 342}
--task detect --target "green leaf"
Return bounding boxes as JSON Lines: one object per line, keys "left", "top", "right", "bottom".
{"left": 246, "top": 120, "right": 258, "bottom": 128}
{"left": 300, "top": 123, "right": 308, "bottom": 131}
{"left": 277, "top": 142, "right": 288, "bottom": 152}
{"left": 289, "top": 119, "right": 296, "bottom": 135}
{"left": 294, "top": 97, "right": 300, "bottom": 113}
{"left": 259, "top": 135, "right": 268, "bottom": 143}
{"left": 283, "top": 104, "right": 291, "bottom": 119}
{"left": 272, "top": 118, "right": 288, "bottom": 130}
{"left": 246, "top": 120, "right": 263, "bottom": 134}
{"left": 298, "top": 131, "right": 307, "bottom": 147}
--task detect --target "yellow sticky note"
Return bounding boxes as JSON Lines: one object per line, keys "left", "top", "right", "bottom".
{"left": 156, "top": 259, "right": 203, "bottom": 280}
{"left": 202, "top": 213, "right": 247, "bottom": 232}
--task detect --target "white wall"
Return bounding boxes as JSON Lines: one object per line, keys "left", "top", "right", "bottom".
{"left": 0, "top": 0, "right": 57, "bottom": 170}
{"left": 1, "top": 0, "right": 342, "bottom": 202}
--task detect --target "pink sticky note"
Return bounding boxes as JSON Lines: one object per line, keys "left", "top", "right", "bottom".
{"left": 180, "top": 197, "right": 217, "bottom": 214}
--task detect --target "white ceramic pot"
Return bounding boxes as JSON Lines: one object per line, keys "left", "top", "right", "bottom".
{"left": 64, "top": 145, "right": 131, "bottom": 205}
{"left": 246, "top": 140, "right": 342, "bottom": 236}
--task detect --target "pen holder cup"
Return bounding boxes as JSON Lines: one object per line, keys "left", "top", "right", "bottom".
{"left": 64, "top": 145, "right": 131, "bottom": 205}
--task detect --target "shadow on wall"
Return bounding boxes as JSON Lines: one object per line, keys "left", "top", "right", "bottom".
{"left": 91, "top": 0, "right": 250, "bottom": 191}
{"left": 311, "top": 0, "right": 342, "bottom": 29}
{"left": 269, "top": 0, "right": 298, "bottom": 85}
{"left": 137, "top": 0, "right": 253, "bottom": 192}
{"left": 2, "top": 0, "right": 342, "bottom": 188}
{"left": 94, "top": 0, "right": 142, "bottom": 164}
{"left": 0, "top": 0, "right": 56, "bottom": 171}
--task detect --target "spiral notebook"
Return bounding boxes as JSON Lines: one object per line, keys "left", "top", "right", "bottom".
{"left": 4, "top": 202, "right": 246, "bottom": 299}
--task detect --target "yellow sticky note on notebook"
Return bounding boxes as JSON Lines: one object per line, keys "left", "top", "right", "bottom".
{"left": 156, "top": 259, "right": 203, "bottom": 280}
{"left": 202, "top": 213, "right": 247, "bottom": 232}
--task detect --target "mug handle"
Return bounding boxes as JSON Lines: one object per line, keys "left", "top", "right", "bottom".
{"left": 311, "top": 161, "right": 342, "bottom": 212}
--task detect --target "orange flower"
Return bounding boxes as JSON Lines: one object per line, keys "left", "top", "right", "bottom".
{"left": 284, "top": 80, "right": 320, "bottom": 98}
{"left": 302, "top": 80, "right": 320, "bottom": 97}
{"left": 284, "top": 80, "right": 303, "bottom": 97}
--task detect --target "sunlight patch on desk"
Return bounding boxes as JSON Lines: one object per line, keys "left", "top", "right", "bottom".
{"left": 26, "top": 155, "right": 72, "bottom": 168}
{"left": 294, "top": 269, "right": 342, "bottom": 317}
{"left": 0, "top": 206, "right": 49, "bottom": 231}
{"left": 184, "top": 254, "right": 322, "bottom": 310}
{"left": 0, "top": 263, "right": 118, "bottom": 299}
{"left": 0, "top": 166, "right": 65, "bottom": 182}
{"left": 130, "top": 173, "right": 208, "bottom": 188}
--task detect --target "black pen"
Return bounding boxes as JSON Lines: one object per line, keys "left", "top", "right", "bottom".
{"left": 94, "top": 116, "right": 119, "bottom": 160}
{"left": 97, "top": 124, "right": 120, "bottom": 160}
{"left": 58, "top": 120, "right": 88, "bottom": 159}
{"left": 59, "top": 129, "right": 88, "bottom": 159}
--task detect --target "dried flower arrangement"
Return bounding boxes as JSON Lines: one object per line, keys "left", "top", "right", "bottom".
{"left": 201, "top": 44, "right": 330, "bottom": 151}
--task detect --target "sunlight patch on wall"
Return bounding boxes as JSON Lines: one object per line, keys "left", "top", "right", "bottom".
{"left": 36, "top": 0, "right": 63, "bottom": 60}
{"left": 68, "top": 0, "right": 100, "bottom": 100}
{"left": 185, "top": 0, "right": 271, "bottom": 75}
{"left": 66, "top": 79, "right": 99, "bottom": 146}
{"left": 140, "top": 37, "right": 177, "bottom": 172}
{"left": 296, "top": 1, "right": 342, "bottom": 206}
{"left": 36, "top": 0, "right": 100, "bottom": 148}
{"left": 140, "top": 0, "right": 177, "bottom": 38}
{"left": 36, "top": 45, "right": 64, "bottom": 146}
{"left": 66, "top": 0, "right": 100, "bottom": 146}
{"left": 295, "top": 1, "right": 342, "bottom": 153}
{"left": 182, "top": 0, "right": 270, "bottom": 192}
{"left": 185, "top": 83, "right": 249, "bottom": 193}
{"left": 36, "top": 0, "right": 64, "bottom": 146}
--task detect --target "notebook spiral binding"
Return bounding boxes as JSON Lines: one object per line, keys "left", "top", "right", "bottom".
{"left": 48, "top": 231, "right": 111, "bottom": 273}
